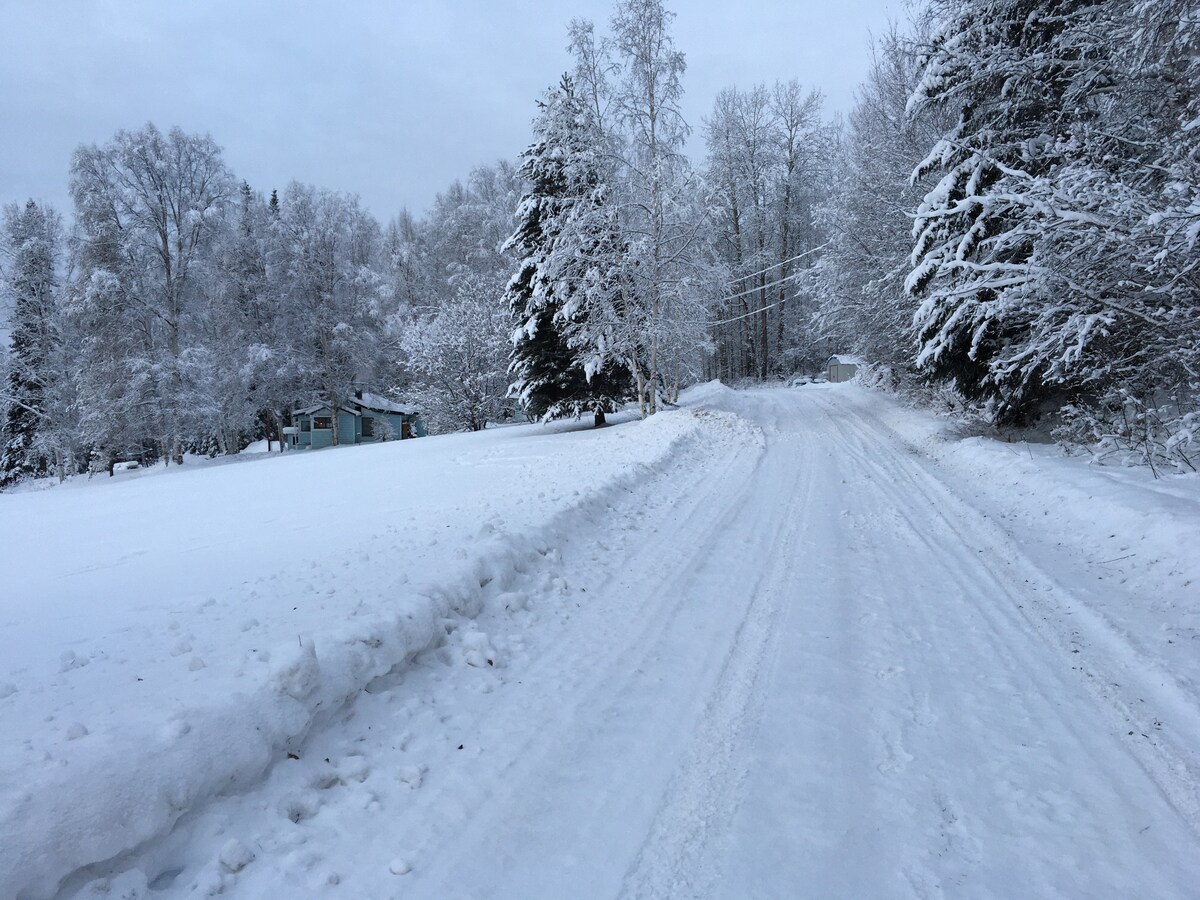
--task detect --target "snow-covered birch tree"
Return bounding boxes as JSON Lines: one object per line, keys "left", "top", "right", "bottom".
{"left": 608, "top": 0, "right": 707, "bottom": 413}
{"left": 401, "top": 270, "right": 512, "bottom": 433}
{"left": 810, "top": 19, "right": 951, "bottom": 375}
{"left": 70, "top": 124, "right": 233, "bottom": 464}
{"left": 273, "top": 182, "right": 385, "bottom": 447}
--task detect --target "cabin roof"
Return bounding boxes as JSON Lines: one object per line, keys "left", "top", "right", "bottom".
{"left": 353, "top": 392, "right": 419, "bottom": 416}
{"left": 292, "top": 405, "right": 361, "bottom": 417}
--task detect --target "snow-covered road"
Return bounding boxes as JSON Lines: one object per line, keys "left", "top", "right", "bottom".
{"left": 15, "top": 385, "right": 1200, "bottom": 898}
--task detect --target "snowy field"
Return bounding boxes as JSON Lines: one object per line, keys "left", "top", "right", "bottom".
{"left": 2, "top": 383, "right": 1198, "bottom": 898}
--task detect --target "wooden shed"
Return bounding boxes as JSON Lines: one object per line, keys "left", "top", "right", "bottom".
{"left": 826, "top": 355, "right": 862, "bottom": 383}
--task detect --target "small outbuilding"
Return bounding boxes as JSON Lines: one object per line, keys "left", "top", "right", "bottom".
{"left": 288, "top": 391, "right": 425, "bottom": 450}
{"left": 826, "top": 355, "right": 862, "bottom": 383}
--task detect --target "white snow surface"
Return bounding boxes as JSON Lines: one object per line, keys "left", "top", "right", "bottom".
{"left": 2, "top": 383, "right": 1198, "bottom": 898}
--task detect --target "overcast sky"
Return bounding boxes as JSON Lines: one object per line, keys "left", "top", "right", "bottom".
{"left": 1, "top": 0, "right": 900, "bottom": 222}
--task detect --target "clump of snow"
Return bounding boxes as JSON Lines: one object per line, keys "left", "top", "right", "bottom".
{"left": 271, "top": 639, "right": 320, "bottom": 701}
{"left": 491, "top": 590, "right": 530, "bottom": 613}
{"left": 461, "top": 630, "right": 501, "bottom": 668}
{"left": 218, "top": 838, "right": 255, "bottom": 873}
{"left": 388, "top": 857, "right": 412, "bottom": 875}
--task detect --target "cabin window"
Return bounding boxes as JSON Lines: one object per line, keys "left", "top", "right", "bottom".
{"left": 313, "top": 416, "right": 332, "bottom": 430}
{"left": 300, "top": 418, "right": 310, "bottom": 432}
{"left": 362, "top": 417, "right": 375, "bottom": 437}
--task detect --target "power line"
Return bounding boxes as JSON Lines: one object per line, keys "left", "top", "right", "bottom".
{"left": 715, "top": 268, "right": 806, "bottom": 307}
{"left": 720, "top": 247, "right": 821, "bottom": 285}
{"left": 708, "top": 286, "right": 801, "bottom": 327}
{"left": 705, "top": 241, "right": 830, "bottom": 324}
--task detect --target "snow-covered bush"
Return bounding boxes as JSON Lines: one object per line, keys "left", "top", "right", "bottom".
{"left": 1054, "top": 391, "right": 1199, "bottom": 475}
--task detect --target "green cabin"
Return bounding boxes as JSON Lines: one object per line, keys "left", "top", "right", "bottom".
{"left": 286, "top": 392, "right": 426, "bottom": 450}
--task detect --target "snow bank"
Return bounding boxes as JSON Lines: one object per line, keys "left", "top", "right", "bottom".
{"left": 0, "top": 407, "right": 734, "bottom": 899}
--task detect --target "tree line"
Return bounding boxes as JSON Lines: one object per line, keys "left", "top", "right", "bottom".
{"left": 813, "top": 0, "right": 1199, "bottom": 471}
{"left": 3, "top": 0, "right": 1197, "bottom": 487}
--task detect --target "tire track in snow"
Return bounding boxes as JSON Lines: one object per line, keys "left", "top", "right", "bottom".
{"left": 367, "top": 408, "right": 774, "bottom": 899}
{"left": 820, "top": 389, "right": 1200, "bottom": 839}
{"left": 617, "top": 395, "right": 816, "bottom": 899}
{"left": 802, "top": 388, "right": 1200, "bottom": 895}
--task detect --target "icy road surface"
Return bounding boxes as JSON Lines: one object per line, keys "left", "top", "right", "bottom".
{"left": 9, "top": 385, "right": 1200, "bottom": 898}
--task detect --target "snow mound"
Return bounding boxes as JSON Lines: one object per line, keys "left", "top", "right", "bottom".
{"left": 0, "top": 403, "right": 753, "bottom": 899}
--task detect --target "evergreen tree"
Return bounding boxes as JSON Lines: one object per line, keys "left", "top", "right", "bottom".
{"left": 907, "top": 0, "right": 1124, "bottom": 423}
{"left": 908, "top": 0, "right": 1200, "bottom": 467}
{"left": 504, "top": 76, "right": 633, "bottom": 426}
{"left": 1, "top": 201, "right": 61, "bottom": 486}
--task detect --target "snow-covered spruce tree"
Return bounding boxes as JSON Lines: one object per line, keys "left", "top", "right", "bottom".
{"left": 906, "top": 0, "right": 1126, "bottom": 424}
{"left": 1, "top": 201, "right": 61, "bottom": 486}
{"left": 908, "top": 0, "right": 1200, "bottom": 467}
{"left": 504, "top": 76, "right": 634, "bottom": 427}
{"left": 1100, "top": 0, "right": 1200, "bottom": 467}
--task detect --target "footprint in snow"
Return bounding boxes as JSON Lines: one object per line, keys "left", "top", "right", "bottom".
{"left": 59, "top": 651, "right": 89, "bottom": 673}
{"left": 338, "top": 754, "right": 371, "bottom": 783}
{"left": 280, "top": 792, "right": 322, "bottom": 823}
{"left": 397, "top": 764, "right": 425, "bottom": 789}
{"left": 309, "top": 767, "right": 341, "bottom": 791}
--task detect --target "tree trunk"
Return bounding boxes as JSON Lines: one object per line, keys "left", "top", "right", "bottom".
{"left": 632, "top": 349, "right": 647, "bottom": 418}
{"left": 594, "top": 411, "right": 606, "bottom": 427}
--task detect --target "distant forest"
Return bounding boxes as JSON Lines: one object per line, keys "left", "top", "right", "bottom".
{"left": 2, "top": 0, "right": 1196, "bottom": 485}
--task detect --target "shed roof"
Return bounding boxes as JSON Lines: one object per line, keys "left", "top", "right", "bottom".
{"left": 828, "top": 355, "right": 864, "bottom": 365}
